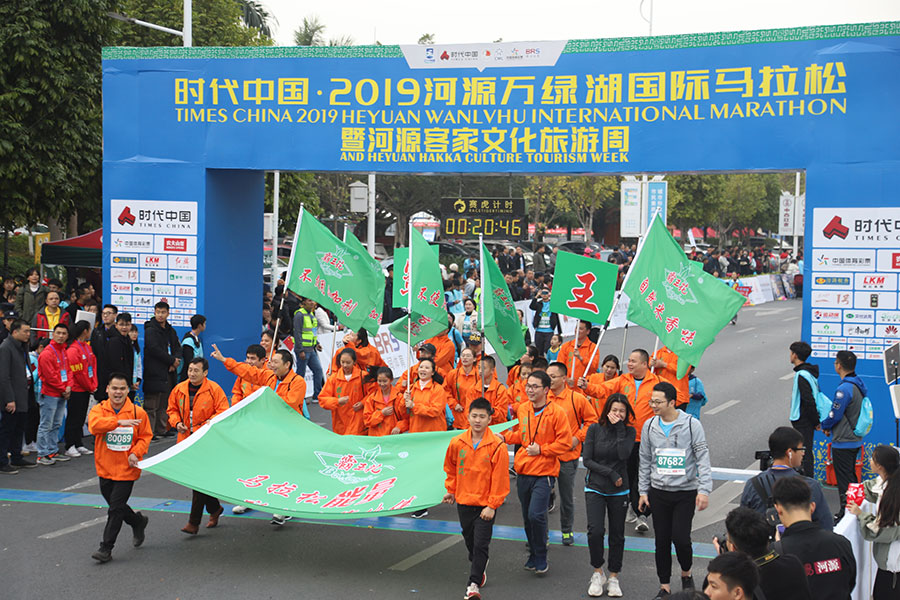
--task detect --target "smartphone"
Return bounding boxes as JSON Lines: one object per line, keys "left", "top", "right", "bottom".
{"left": 776, "top": 524, "right": 785, "bottom": 535}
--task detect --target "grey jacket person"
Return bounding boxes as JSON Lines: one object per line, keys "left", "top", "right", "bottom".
{"left": 638, "top": 410, "right": 712, "bottom": 496}
{"left": 0, "top": 335, "right": 30, "bottom": 411}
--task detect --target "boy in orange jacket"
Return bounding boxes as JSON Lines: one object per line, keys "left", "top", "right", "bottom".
{"left": 87, "top": 372, "right": 153, "bottom": 563}
{"left": 443, "top": 397, "right": 510, "bottom": 600}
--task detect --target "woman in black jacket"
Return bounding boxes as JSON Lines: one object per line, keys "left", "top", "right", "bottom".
{"left": 582, "top": 393, "right": 636, "bottom": 598}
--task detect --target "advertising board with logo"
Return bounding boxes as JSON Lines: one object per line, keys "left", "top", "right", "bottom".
{"left": 108, "top": 200, "right": 200, "bottom": 327}
{"left": 809, "top": 207, "right": 900, "bottom": 359}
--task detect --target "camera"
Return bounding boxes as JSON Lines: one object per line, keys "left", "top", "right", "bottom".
{"left": 754, "top": 450, "right": 773, "bottom": 471}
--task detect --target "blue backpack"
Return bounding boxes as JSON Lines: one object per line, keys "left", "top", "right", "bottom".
{"left": 796, "top": 370, "right": 832, "bottom": 422}
{"left": 852, "top": 386, "right": 874, "bottom": 437}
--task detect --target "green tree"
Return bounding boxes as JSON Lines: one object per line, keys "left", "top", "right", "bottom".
{"left": 667, "top": 174, "right": 726, "bottom": 241}
{"left": 417, "top": 33, "right": 435, "bottom": 44}
{"left": 524, "top": 176, "right": 617, "bottom": 242}
{"left": 111, "top": 0, "right": 273, "bottom": 46}
{"left": 293, "top": 15, "right": 325, "bottom": 46}
{"left": 265, "top": 172, "right": 320, "bottom": 237}
{"left": 0, "top": 0, "right": 117, "bottom": 237}
{"left": 376, "top": 176, "right": 443, "bottom": 246}
{"left": 237, "top": 0, "right": 276, "bottom": 38}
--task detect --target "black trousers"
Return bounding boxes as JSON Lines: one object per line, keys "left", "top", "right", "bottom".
{"left": 832, "top": 446, "right": 860, "bottom": 513}
{"left": 25, "top": 385, "right": 39, "bottom": 445}
{"left": 0, "top": 409, "right": 25, "bottom": 466}
{"left": 586, "top": 491, "right": 628, "bottom": 573}
{"left": 64, "top": 391, "right": 90, "bottom": 449}
{"left": 99, "top": 478, "right": 140, "bottom": 551}
{"left": 534, "top": 331, "right": 554, "bottom": 356}
{"left": 627, "top": 444, "right": 650, "bottom": 517}
{"left": 648, "top": 487, "right": 697, "bottom": 584}
{"left": 189, "top": 490, "right": 222, "bottom": 525}
{"left": 875, "top": 568, "right": 900, "bottom": 600}
{"left": 792, "top": 422, "right": 816, "bottom": 478}
{"left": 457, "top": 504, "right": 495, "bottom": 586}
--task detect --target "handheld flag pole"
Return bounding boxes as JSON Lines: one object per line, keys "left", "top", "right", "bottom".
{"left": 650, "top": 336, "right": 660, "bottom": 374}
{"left": 270, "top": 204, "right": 304, "bottom": 363}
{"left": 478, "top": 234, "right": 485, "bottom": 392}
{"left": 620, "top": 322, "right": 629, "bottom": 364}
{"left": 406, "top": 220, "right": 414, "bottom": 389}
{"left": 579, "top": 233, "right": 649, "bottom": 380}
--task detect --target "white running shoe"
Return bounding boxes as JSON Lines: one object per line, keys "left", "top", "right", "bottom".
{"left": 232, "top": 505, "right": 249, "bottom": 514}
{"left": 22, "top": 442, "right": 37, "bottom": 455}
{"left": 635, "top": 515, "right": 649, "bottom": 533}
{"left": 64, "top": 447, "right": 81, "bottom": 458}
{"left": 625, "top": 505, "right": 638, "bottom": 523}
{"left": 588, "top": 570, "right": 607, "bottom": 597}
{"left": 606, "top": 576, "right": 622, "bottom": 597}
{"left": 464, "top": 582, "right": 481, "bottom": 599}
{"left": 271, "top": 514, "right": 292, "bottom": 525}
{"left": 76, "top": 446, "right": 93, "bottom": 455}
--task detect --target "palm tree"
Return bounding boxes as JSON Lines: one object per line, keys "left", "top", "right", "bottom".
{"left": 237, "top": 0, "right": 276, "bottom": 38}
{"left": 293, "top": 15, "right": 326, "bottom": 46}
{"left": 328, "top": 35, "right": 355, "bottom": 46}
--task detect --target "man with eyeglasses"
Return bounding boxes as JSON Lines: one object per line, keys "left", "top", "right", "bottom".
{"left": 92, "top": 304, "right": 118, "bottom": 401}
{"left": 498, "top": 370, "right": 570, "bottom": 576}
{"left": 740, "top": 426, "right": 834, "bottom": 531}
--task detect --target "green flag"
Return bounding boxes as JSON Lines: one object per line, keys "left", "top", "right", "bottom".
{"left": 286, "top": 209, "right": 384, "bottom": 333}
{"left": 139, "top": 387, "right": 514, "bottom": 519}
{"left": 623, "top": 216, "right": 745, "bottom": 377}
{"left": 389, "top": 228, "right": 448, "bottom": 345}
{"left": 480, "top": 243, "right": 527, "bottom": 366}
{"left": 549, "top": 250, "right": 619, "bottom": 323}
{"left": 342, "top": 228, "right": 386, "bottom": 335}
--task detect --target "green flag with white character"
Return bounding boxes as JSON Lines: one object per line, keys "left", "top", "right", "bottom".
{"left": 623, "top": 216, "right": 745, "bottom": 378}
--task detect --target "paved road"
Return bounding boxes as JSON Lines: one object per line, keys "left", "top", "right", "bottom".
{"left": 1, "top": 300, "right": 828, "bottom": 600}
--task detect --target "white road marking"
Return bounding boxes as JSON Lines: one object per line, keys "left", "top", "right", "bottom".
{"left": 736, "top": 327, "right": 756, "bottom": 333}
{"left": 692, "top": 461, "right": 758, "bottom": 532}
{"left": 388, "top": 535, "right": 463, "bottom": 571}
{"left": 38, "top": 516, "right": 107, "bottom": 539}
{"left": 783, "top": 316, "right": 800, "bottom": 322}
{"left": 61, "top": 476, "right": 99, "bottom": 492}
{"left": 755, "top": 307, "right": 792, "bottom": 316}
{"left": 780, "top": 372, "right": 796, "bottom": 381}
{"left": 705, "top": 400, "right": 740, "bottom": 415}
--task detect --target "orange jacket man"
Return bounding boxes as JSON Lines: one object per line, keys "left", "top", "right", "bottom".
{"left": 230, "top": 344, "right": 267, "bottom": 405}
{"left": 212, "top": 345, "right": 309, "bottom": 418}
{"left": 557, "top": 320, "right": 600, "bottom": 387}
{"left": 442, "top": 397, "right": 510, "bottom": 599}
{"left": 87, "top": 372, "right": 152, "bottom": 562}
{"left": 651, "top": 346, "right": 690, "bottom": 408}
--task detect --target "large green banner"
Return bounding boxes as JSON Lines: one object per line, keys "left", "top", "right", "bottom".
{"left": 139, "top": 388, "right": 512, "bottom": 519}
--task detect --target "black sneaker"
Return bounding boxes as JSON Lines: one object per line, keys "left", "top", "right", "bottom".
{"left": 132, "top": 512, "right": 149, "bottom": 547}
{"left": 681, "top": 575, "right": 695, "bottom": 590}
{"left": 411, "top": 509, "right": 428, "bottom": 519}
{"left": 0, "top": 464, "right": 19, "bottom": 474}
{"left": 10, "top": 458, "right": 37, "bottom": 469}
{"left": 652, "top": 589, "right": 670, "bottom": 600}
{"left": 91, "top": 547, "right": 112, "bottom": 563}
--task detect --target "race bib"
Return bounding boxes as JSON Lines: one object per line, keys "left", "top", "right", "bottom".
{"left": 105, "top": 426, "right": 134, "bottom": 452}
{"left": 538, "top": 313, "right": 551, "bottom": 329}
{"left": 655, "top": 447, "right": 687, "bottom": 476}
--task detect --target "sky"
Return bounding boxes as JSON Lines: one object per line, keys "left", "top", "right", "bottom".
{"left": 262, "top": 0, "right": 899, "bottom": 47}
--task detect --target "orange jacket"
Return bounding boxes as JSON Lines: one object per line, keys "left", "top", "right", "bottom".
{"left": 653, "top": 346, "right": 689, "bottom": 407}
{"left": 224, "top": 357, "right": 307, "bottom": 415}
{"left": 167, "top": 378, "right": 230, "bottom": 443}
{"left": 443, "top": 428, "right": 510, "bottom": 509}
{"left": 445, "top": 365, "right": 481, "bottom": 429}
{"left": 586, "top": 372, "right": 661, "bottom": 441}
{"left": 395, "top": 378, "right": 449, "bottom": 433}
{"left": 330, "top": 343, "right": 387, "bottom": 375}
{"left": 581, "top": 372, "right": 617, "bottom": 417}
{"left": 506, "top": 364, "right": 522, "bottom": 387}
{"left": 548, "top": 387, "right": 598, "bottom": 462}
{"left": 428, "top": 333, "right": 457, "bottom": 374}
{"left": 230, "top": 358, "right": 267, "bottom": 405}
{"left": 88, "top": 398, "right": 152, "bottom": 481}
{"left": 475, "top": 378, "right": 512, "bottom": 425}
{"left": 319, "top": 366, "right": 367, "bottom": 435}
{"left": 504, "top": 400, "right": 571, "bottom": 476}
{"left": 558, "top": 337, "right": 600, "bottom": 384}
{"left": 363, "top": 386, "right": 403, "bottom": 436}
{"left": 508, "top": 379, "right": 529, "bottom": 419}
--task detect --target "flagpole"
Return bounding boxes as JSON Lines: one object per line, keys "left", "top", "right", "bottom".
{"left": 270, "top": 204, "right": 304, "bottom": 363}
{"left": 619, "top": 322, "right": 629, "bottom": 363}
{"left": 650, "top": 336, "right": 660, "bottom": 374}
{"left": 579, "top": 232, "right": 650, "bottom": 381}
{"left": 478, "top": 235, "right": 485, "bottom": 393}
{"left": 406, "top": 220, "right": 413, "bottom": 390}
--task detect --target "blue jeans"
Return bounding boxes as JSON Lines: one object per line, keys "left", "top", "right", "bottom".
{"left": 295, "top": 347, "right": 324, "bottom": 399}
{"left": 517, "top": 474, "right": 556, "bottom": 564}
{"left": 37, "top": 394, "right": 67, "bottom": 457}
